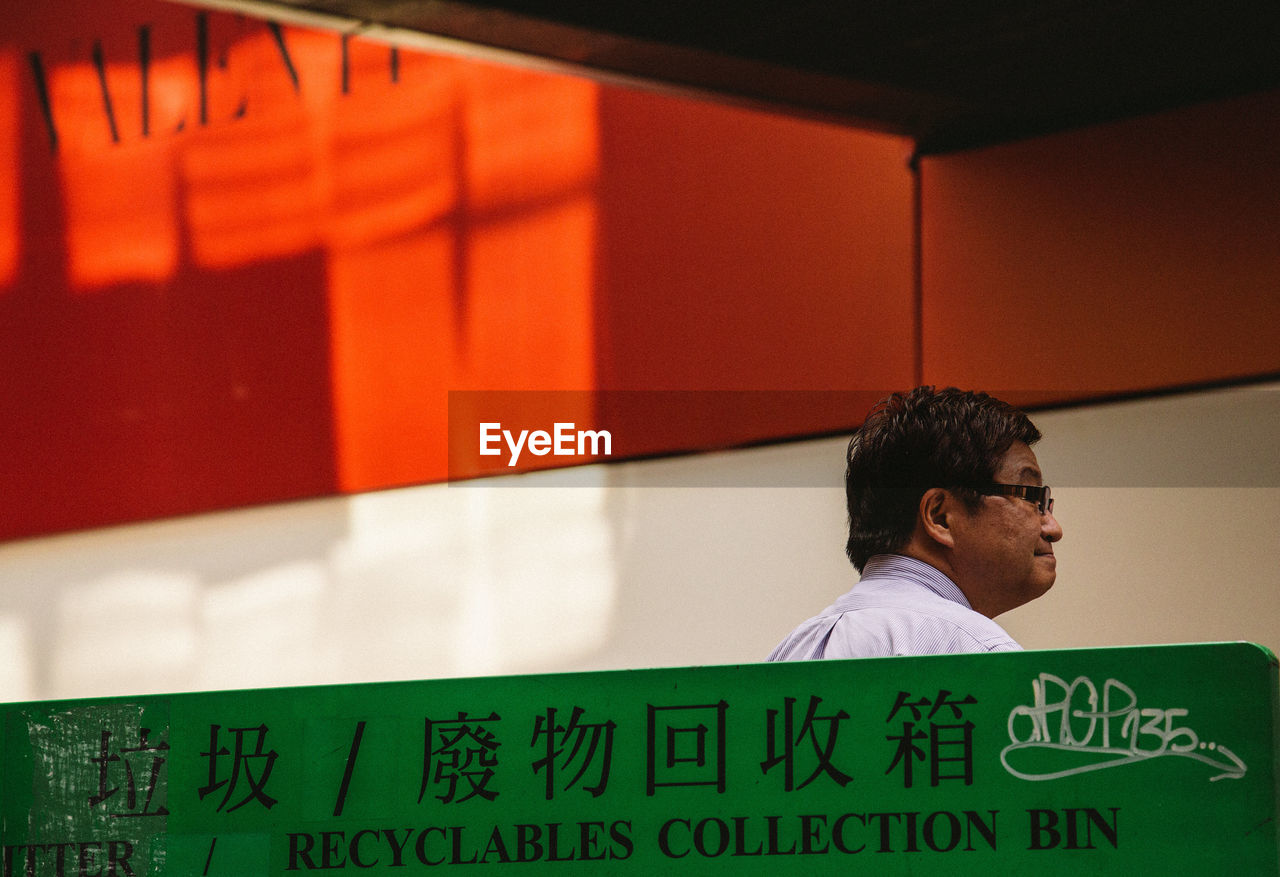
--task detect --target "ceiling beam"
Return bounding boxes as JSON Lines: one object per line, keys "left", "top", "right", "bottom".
{"left": 179, "top": 0, "right": 1280, "bottom": 153}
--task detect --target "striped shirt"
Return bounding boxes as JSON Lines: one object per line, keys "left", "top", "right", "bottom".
{"left": 766, "top": 554, "right": 1022, "bottom": 660}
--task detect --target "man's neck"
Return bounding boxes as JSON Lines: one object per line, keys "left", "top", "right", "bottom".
{"left": 896, "top": 543, "right": 991, "bottom": 617}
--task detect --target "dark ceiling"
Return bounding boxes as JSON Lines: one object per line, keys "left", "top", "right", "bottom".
{"left": 235, "top": 0, "right": 1280, "bottom": 154}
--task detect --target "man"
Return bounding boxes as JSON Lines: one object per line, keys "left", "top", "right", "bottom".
{"left": 768, "top": 386, "right": 1063, "bottom": 659}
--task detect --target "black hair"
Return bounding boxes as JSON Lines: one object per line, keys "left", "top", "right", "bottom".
{"left": 844, "top": 386, "right": 1042, "bottom": 571}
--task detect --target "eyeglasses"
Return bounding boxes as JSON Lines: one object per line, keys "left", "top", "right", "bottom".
{"left": 976, "top": 483, "right": 1054, "bottom": 515}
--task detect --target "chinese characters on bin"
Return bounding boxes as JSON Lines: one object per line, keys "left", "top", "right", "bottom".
{"left": 6, "top": 686, "right": 1131, "bottom": 873}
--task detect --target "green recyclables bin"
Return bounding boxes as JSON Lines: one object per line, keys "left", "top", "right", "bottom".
{"left": 3, "top": 642, "right": 1277, "bottom": 874}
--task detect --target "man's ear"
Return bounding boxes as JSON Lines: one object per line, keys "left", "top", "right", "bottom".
{"left": 918, "top": 487, "right": 957, "bottom": 549}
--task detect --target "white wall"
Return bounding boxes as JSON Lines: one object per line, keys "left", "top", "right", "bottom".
{"left": 1000, "top": 383, "right": 1280, "bottom": 651}
{"left": 1, "top": 382, "right": 1276, "bottom": 703}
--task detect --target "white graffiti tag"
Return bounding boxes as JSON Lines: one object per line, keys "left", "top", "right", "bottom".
{"left": 1001, "top": 674, "right": 1246, "bottom": 781}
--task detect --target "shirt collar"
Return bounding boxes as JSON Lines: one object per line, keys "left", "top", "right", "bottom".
{"left": 861, "top": 554, "right": 972, "bottom": 609}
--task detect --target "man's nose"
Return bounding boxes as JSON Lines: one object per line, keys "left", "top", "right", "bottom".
{"left": 1042, "top": 510, "right": 1064, "bottom": 542}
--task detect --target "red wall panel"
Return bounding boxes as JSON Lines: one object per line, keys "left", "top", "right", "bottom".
{"left": 920, "top": 89, "right": 1280, "bottom": 404}
{"left": 0, "top": 1, "right": 916, "bottom": 539}
{"left": 591, "top": 87, "right": 916, "bottom": 458}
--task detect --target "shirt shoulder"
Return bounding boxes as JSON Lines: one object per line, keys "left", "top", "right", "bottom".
{"left": 822, "top": 606, "right": 1021, "bottom": 657}
{"left": 767, "top": 582, "right": 1020, "bottom": 660}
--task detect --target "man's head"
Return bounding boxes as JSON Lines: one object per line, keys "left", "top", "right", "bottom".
{"left": 845, "top": 386, "right": 1063, "bottom": 617}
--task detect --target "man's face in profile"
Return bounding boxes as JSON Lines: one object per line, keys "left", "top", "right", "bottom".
{"left": 952, "top": 440, "right": 1064, "bottom": 616}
